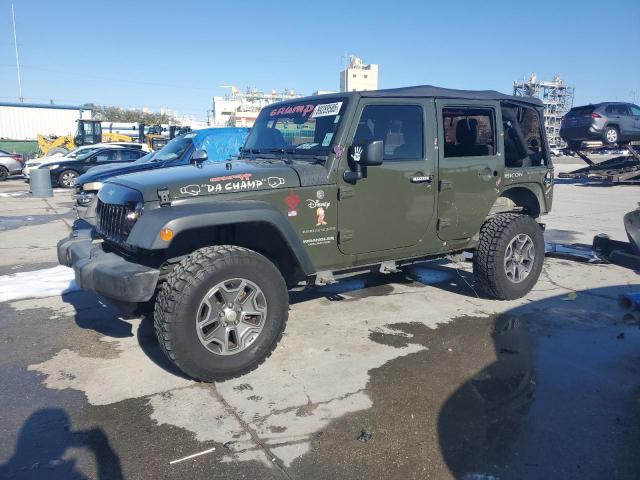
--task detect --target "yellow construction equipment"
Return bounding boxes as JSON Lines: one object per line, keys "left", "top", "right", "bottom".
{"left": 37, "top": 120, "right": 134, "bottom": 156}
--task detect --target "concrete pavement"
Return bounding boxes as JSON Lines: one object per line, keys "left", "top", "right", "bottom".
{"left": 0, "top": 177, "right": 638, "bottom": 479}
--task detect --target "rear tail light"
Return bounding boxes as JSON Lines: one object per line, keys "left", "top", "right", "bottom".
{"left": 12, "top": 154, "right": 23, "bottom": 164}
{"left": 589, "top": 113, "right": 601, "bottom": 119}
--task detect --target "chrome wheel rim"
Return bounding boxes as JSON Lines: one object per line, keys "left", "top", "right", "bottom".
{"left": 61, "top": 171, "right": 77, "bottom": 187}
{"left": 606, "top": 129, "right": 617, "bottom": 143}
{"left": 504, "top": 234, "right": 535, "bottom": 284}
{"left": 195, "top": 278, "right": 267, "bottom": 355}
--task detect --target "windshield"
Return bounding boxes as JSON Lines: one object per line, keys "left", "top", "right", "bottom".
{"left": 67, "top": 147, "right": 100, "bottom": 159}
{"left": 133, "top": 151, "right": 157, "bottom": 164}
{"left": 243, "top": 98, "right": 348, "bottom": 159}
{"left": 153, "top": 134, "right": 193, "bottom": 162}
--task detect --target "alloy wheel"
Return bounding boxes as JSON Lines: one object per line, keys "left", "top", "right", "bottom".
{"left": 504, "top": 234, "right": 535, "bottom": 283}
{"left": 195, "top": 278, "right": 267, "bottom": 355}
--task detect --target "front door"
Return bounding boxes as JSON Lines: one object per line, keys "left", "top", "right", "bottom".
{"left": 337, "top": 99, "right": 436, "bottom": 255}
{"left": 436, "top": 100, "right": 503, "bottom": 240}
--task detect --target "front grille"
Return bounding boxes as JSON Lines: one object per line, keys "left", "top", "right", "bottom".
{"left": 96, "top": 200, "right": 135, "bottom": 244}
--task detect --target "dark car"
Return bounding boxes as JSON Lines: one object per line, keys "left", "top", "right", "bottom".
{"left": 0, "top": 149, "right": 24, "bottom": 181}
{"left": 39, "top": 146, "right": 148, "bottom": 188}
{"left": 560, "top": 102, "right": 640, "bottom": 150}
{"left": 74, "top": 127, "right": 249, "bottom": 206}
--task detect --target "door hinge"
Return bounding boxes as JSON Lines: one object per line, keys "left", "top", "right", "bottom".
{"left": 339, "top": 230, "right": 354, "bottom": 243}
{"left": 439, "top": 180, "right": 453, "bottom": 191}
{"left": 338, "top": 186, "right": 354, "bottom": 200}
{"left": 157, "top": 187, "right": 171, "bottom": 206}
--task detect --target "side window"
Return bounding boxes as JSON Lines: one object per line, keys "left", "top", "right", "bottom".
{"left": 631, "top": 105, "right": 640, "bottom": 116}
{"left": 352, "top": 104, "right": 424, "bottom": 160}
{"left": 120, "top": 150, "right": 142, "bottom": 161}
{"left": 95, "top": 150, "right": 118, "bottom": 162}
{"left": 443, "top": 108, "right": 495, "bottom": 158}
{"left": 521, "top": 108, "right": 543, "bottom": 156}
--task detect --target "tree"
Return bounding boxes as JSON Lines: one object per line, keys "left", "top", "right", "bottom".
{"left": 82, "top": 104, "right": 177, "bottom": 124}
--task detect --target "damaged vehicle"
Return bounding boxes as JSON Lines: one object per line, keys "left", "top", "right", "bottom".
{"left": 593, "top": 206, "right": 640, "bottom": 270}
{"left": 58, "top": 86, "right": 554, "bottom": 381}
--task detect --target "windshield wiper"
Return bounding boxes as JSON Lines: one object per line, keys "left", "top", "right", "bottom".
{"left": 262, "top": 148, "right": 293, "bottom": 164}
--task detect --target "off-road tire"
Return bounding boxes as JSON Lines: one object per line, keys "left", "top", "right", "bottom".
{"left": 603, "top": 126, "right": 619, "bottom": 145}
{"left": 154, "top": 245, "right": 289, "bottom": 382}
{"left": 473, "top": 213, "right": 544, "bottom": 300}
{"left": 58, "top": 169, "right": 78, "bottom": 188}
{"left": 0, "top": 166, "right": 8, "bottom": 181}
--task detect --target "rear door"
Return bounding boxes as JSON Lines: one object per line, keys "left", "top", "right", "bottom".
{"left": 435, "top": 100, "right": 503, "bottom": 240}
{"left": 337, "top": 98, "right": 437, "bottom": 254}
{"left": 628, "top": 105, "right": 640, "bottom": 137}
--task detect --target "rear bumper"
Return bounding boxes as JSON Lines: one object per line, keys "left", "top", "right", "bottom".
{"left": 560, "top": 125, "right": 602, "bottom": 142}
{"left": 57, "top": 222, "right": 160, "bottom": 303}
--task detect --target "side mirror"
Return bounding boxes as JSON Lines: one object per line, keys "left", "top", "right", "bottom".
{"left": 344, "top": 140, "right": 383, "bottom": 183}
{"left": 191, "top": 149, "right": 208, "bottom": 165}
{"left": 349, "top": 140, "right": 383, "bottom": 166}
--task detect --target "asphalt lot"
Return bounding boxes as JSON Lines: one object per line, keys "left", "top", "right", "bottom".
{"left": 0, "top": 168, "right": 639, "bottom": 480}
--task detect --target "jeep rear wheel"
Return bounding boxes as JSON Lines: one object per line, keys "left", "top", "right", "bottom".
{"left": 154, "top": 245, "right": 288, "bottom": 381}
{"left": 473, "top": 213, "right": 544, "bottom": 300}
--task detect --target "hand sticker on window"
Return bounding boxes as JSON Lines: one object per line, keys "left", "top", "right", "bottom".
{"left": 352, "top": 146, "right": 363, "bottom": 162}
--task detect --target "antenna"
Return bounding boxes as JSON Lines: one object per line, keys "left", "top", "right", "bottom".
{"left": 11, "top": 4, "right": 23, "bottom": 102}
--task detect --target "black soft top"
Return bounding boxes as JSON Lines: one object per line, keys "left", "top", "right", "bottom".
{"left": 359, "top": 85, "right": 543, "bottom": 107}
{"left": 296, "top": 85, "right": 542, "bottom": 108}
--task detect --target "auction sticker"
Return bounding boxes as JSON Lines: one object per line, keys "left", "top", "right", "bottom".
{"left": 312, "top": 102, "right": 343, "bottom": 118}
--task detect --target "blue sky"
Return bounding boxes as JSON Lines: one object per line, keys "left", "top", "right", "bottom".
{"left": 1, "top": 0, "right": 638, "bottom": 119}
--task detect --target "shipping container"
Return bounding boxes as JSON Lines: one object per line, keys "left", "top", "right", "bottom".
{"left": 0, "top": 102, "right": 91, "bottom": 141}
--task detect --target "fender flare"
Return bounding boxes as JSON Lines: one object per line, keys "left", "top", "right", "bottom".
{"left": 499, "top": 183, "right": 548, "bottom": 216}
{"left": 127, "top": 200, "right": 316, "bottom": 275}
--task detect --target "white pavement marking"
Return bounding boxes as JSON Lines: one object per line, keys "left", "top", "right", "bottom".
{"left": 0, "top": 265, "right": 78, "bottom": 302}
{"left": 169, "top": 447, "right": 216, "bottom": 465}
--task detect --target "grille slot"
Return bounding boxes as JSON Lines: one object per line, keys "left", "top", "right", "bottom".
{"left": 96, "top": 200, "right": 135, "bottom": 244}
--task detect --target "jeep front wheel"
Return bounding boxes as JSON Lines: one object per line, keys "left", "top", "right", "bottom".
{"left": 473, "top": 213, "right": 544, "bottom": 300}
{"left": 154, "top": 245, "right": 289, "bottom": 381}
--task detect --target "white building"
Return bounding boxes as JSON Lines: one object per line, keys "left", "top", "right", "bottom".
{"left": 340, "top": 55, "right": 378, "bottom": 92}
{"left": 212, "top": 87, "right": 301, "bottom": 127}
{"left": 0, "top": 102, "right": 91, "bottom": 140}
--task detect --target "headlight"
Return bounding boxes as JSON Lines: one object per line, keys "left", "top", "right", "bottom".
{"left": 45, "top": 164, "right": 59, "bottom": 169}
{"left": 84, "top": 182, "right": 103, "bottom": 191}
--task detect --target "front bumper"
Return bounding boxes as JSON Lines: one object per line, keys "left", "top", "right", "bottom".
{"left": 74, "top": 191, "right": 95, "bottom": 206}
{"left": 57, "top": 222, "right": 160, "bottom": 303}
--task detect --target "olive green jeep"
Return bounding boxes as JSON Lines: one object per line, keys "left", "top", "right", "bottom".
{"left": 58, "top": 85, "right": 554, "bottom": 381}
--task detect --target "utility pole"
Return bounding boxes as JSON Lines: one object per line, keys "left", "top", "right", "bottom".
{"left": 11, "top": 4, "right": 24, "bottom": 102}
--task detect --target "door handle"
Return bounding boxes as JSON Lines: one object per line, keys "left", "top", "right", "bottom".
{"left": 410, "top": 175, "right": 433, "bottom": 184}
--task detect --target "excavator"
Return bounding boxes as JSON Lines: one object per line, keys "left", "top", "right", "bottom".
{"left": 37, "top": 120, "right": 191, "bottom": 156}
{"left": 37, "top": 120, "right": 133, "bottom": 156}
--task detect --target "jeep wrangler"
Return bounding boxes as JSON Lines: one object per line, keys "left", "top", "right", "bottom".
{"left": 58, "top": 85, "right": 554, "bottom": 382}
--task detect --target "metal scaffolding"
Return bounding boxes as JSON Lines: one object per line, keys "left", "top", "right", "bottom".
{"left": 513, "top": 73, "right": 575, "bottom": 147}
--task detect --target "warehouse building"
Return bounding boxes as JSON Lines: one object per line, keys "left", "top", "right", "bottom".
{"left": 0, "top": 102, "right": 91, "bottom": 141}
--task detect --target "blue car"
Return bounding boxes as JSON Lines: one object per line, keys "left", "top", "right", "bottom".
{"left": 75, "top": 127, "right": 249, "bottom": 206}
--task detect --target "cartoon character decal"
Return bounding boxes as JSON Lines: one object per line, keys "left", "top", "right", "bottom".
{"left": 316, "top": 207, "right": 327, "bottom": 226}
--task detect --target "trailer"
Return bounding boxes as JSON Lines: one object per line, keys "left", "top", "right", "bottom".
{"left": 558, "top": 145, "right": 640, "bottom": 183}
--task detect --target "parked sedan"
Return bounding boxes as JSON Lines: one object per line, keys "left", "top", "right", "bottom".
{"left": 74, "top": 127, "right": 249, "bottom": 205}
{"left": 0, "top": 149, "right": 24, "bottom": 181}
{"left": 40, "top": 146, "right": 147, "bottom": 188}
{"left": 23, "top": 142, "right": 148, "bottom": 180}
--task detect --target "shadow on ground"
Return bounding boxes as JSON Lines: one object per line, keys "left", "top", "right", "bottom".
{"left": 0, "top": 408, "right": 123, "bottom": 480}
{"left": 290, "top": 284, "right": 640, "bottom": 480}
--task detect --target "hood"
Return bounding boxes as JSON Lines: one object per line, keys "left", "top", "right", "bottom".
{"left": 108, "top": 161, "right": 302, "bottom": 201}
{"left": 77, "top": 160, "right": 164, "bottom": 185}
